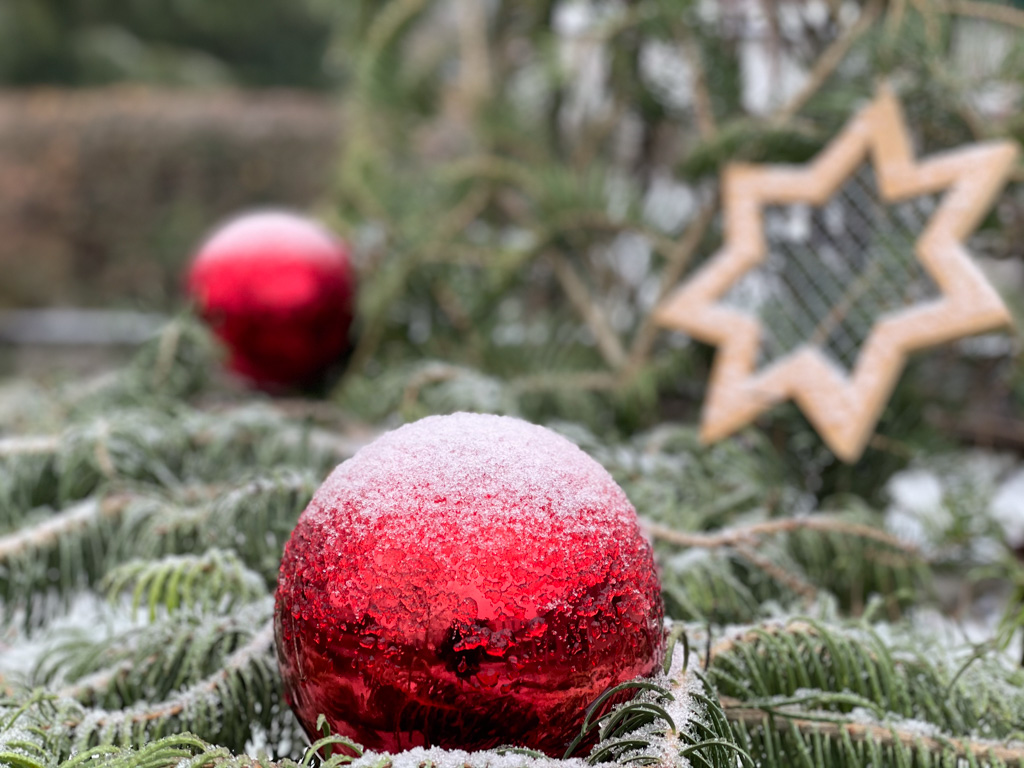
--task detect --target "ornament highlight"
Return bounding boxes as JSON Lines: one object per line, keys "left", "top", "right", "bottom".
{"left": 274, "top": 413, "right": 664, "bottom": 756}
{"left": 186, "top": 210, "right": 356, "bottom": 389}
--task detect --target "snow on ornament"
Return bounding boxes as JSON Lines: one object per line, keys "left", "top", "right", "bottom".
{"left": 274, "top": 412, "right": 665, "bottom": 756}
{"left": 186, "top": 210, "right": 356, "bottom": 390}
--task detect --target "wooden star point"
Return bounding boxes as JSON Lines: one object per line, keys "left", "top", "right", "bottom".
{"left": 655, "top": 87, "right": 1019, "bottom": 463}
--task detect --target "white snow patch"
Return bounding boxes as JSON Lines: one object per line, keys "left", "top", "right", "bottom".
{"left": 639, "top": 40, "right": 694, "bottom": 112}
{"left": 350, "top": 747, "right": 592, "bottom": 768}
{"left": 884, "top": 469, "right": 948, "bottom": 552}
{"left": 643, "top": 175, "right": 697, "bottom": 235}
{"left": 989, "top": 469, "right": 1024, "bottom": 548}
{"left": 0, "top": 592, "right": 132, "bottom": 680}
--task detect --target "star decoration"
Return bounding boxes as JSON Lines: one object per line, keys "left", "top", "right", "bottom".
{"left": 654, "top": 86, "right": 1019, "bottom": 462}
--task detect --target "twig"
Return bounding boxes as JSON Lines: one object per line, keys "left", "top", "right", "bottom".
{"left": 401, "top": 363, "right": 465, "bottom": 412}
{"left": 93, "top": 420, "right": 117, "bottom": 479}
{"left": 883, "top": 0, "right": 909, "bottom": 41}
{"left": 1, "top": 423, "right": 362, "bottom": 469}
{"left": 59, "top": 659, "right": 144, "bottom": 702}
{"left": 0, "top": 435, "right": 60, "bottom": 457}
{"left": 345, "top": 184, "right": 492, "bottom": 377}
{"left": 941, "top": 0, "right": 1024, "bottom": 28}
{"left": 629, "top": 198, "right": 718, "bottom": 368}
{"left": 926, "top": 410, "right": 1024, "bottom": 452}
{"left": 358, "top": 0, "right": 429, "bottom": 87}
{"left": 706, "top": 620, "right": 816, "bottom": 663}
{"left": 148, "top": 475, "right": 314, "bottom": 536}
{"left": 508, "top": 370, "right": 620, "bottom": 394}
{"left": 454, "top": 0, "right": 492, "bottom": 119}
{"left": 431, "top": 280, "right": 475, "bottom": 334}
{"left": 546, "top": 211, "right": 680, "bottom": 257}
{"left": 0, "top": 474, "right": 317, "bottom": 565}
{"left": 867, "top": 432, "right": 916, "bottom": 458}
{"left": 909, "top": 0, "right": 942, "bottom": 48}
{"left": 152, "top": 322, "right": 183, "bottom": 390}
{"left": 733, "top": 541, "right": 819, "bottom": 600}
{"left": 0, "top": 497, "right": 129, "bottom": 562}
{"left": 549, "top": 252, "right": 629, "bottom": 371}
{"left": 807, "top": 259, "right": 883, "bottom": 349}
{"left": 71, "top": 621, "right": 275, "bottom": 730}
{"left": 641, "top": 516, "right": 920, "bottom": 556}
{"left": 772, "top": 0, "right": 883, "bottom": 123}
{"left": 682, "top": 41, "right": 718, "bottom": 140}
{"left": 442, "top": 155, "right": 537, "bottom": 191}
{"left": 720, "top": 697, "right": 1024, "bottom": 765}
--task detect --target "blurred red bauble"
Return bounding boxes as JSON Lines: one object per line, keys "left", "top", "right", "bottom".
{"left": 275, "top": 413, "right": 664, "bottom": 757}
{"left": 186, "top": 210, "right": 355, "bottom": 389}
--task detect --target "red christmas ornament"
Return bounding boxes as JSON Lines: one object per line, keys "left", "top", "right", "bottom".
{"left": 186, "top": 210, "right": 355, "bottom": 389}
{"left": 275, "top": 413, "right": 665, "bottom": 757}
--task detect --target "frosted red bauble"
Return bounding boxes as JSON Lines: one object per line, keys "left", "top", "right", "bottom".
{"left": 186, "top": 210, "right": 355, "bottom": 389}
{"left": 275, "top": 413, "right": 664, "bottom": 757}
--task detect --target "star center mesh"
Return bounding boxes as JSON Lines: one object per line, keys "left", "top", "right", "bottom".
{"left": 722, "top": 164, "right": 942, "bottom": 372}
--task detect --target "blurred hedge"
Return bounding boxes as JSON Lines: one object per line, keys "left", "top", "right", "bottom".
{"left": 0, "top": 0, "right": 335, "bottom": 89}
{"left": 0, "top": 87, "right": 339, "bottom": 308}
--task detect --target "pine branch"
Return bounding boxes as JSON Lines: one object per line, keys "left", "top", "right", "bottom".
{"left": 101, "top": 550, "right": 267, "bottom": 621}
{"left": 60, "top": 734, "right": 232, "bottom": 768}
{"left": 941, "top": 0, "right": 1024, "bottom": 29}
{"left": 0, "top": 498, "right": 127, "bottom": 563}
{"left": 708, "top": 619, "right": 1024, "bottom": 739}
{"left": 1, "top": 471, "right": 317, "bottom": 628}
{"left": 628, "top": 198, "right": 719, "bottom": 369}
{"left": 509, "top": 370, "right": 620, "bottom": 394}
{"left": 731, "top": 541, "right": 819, "bottom": 601}
{"left": 0, "top": 437, "right": 60, "bottom": 458}
{"left": 58, "top": 660, "right": 142, "bottom": 704}
{"left": 722, "top": 698, "right": 1024, "bottom": 766}
{"left": 42, "top": 603, "right": 271, "bottom": 710}
{"left": 549, "top": 252, "right": 629, "bottom": 371}
{"left": 682, "top": 40, "right": 718, "bottom": 140}
{"left": 642, "top": 517, "right": 920, "bottom": 555}
{"left": 646, "top": 513, "right": 925, "bottom": 620}
{"left": 0, "top": 405, "right": 351, "bottom": 528}
{"left": 772, "top": 0, "right": 883, "bottom": 123}
{"left": 0, "top": 412, "right": 359, "bottom": 467}
{"left": 0, "top": 694, "right": 81, "bottom": 768}
{"left": 69, "top": 619, "right": 278, "bottom": 752}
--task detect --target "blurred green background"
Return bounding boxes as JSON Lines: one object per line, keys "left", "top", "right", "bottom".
{"left": 0, "top": 0, "right": 340, "bottom": 310}
{"left": 0, "top": 0, "right": 335, "bottom": 89}
{"left": 2, "top": 0, "right": 1024, "bottom": 495}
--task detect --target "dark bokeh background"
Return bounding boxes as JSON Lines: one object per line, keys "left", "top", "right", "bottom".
{"left": 0, "top": 0, "right": 340, "bottom": 309}
{"left": 0, "top": 0, "right": 335, "bottom": 89}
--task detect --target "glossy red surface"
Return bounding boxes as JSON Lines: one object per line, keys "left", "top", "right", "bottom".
{"left": 186, "top": 210, "right": 355, "bottom": 389}
{"left": 275, "top": 413, "right": 664, "bottom": 756}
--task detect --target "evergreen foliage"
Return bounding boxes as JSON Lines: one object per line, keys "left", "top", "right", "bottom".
{"left": 1, "top": 310, "right": 1022, "bottom": 767}
{"left": 0, "top": 0, "right": 334, "bottom": 88}
{"left": 326, "top": 0, "right": 1024, "bottom": 497}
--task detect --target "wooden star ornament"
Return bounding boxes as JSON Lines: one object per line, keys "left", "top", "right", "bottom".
{"left": 654, "top": 86, "right": 1019, "bottom": 462}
